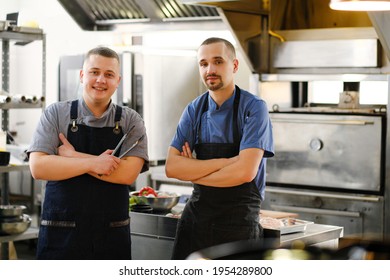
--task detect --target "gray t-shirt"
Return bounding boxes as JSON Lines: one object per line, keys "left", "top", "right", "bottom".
{"left": 28, "top": 98, "right": 149, "bottom": 172}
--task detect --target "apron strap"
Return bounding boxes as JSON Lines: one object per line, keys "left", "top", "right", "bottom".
{"left": 113, "top": 105, "right": 123, "bottom": 134}
{"left": 69, "top": 100, "right": 124, "bottom": 134}
{"left": 70, "top": 100, "right": 78, "bottom": 119}
{"left": 70, "top": 100, "right": 79, "bottom": 132}
{"left": 196, "top": 93, "right": 209, "bottom": 143}
{"left": 232, "top": 85, "right": 240, "bottom": 144}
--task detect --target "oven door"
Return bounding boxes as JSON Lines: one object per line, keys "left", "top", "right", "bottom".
{"left": 267, "top": 113, "right": 384, "bottom": 193}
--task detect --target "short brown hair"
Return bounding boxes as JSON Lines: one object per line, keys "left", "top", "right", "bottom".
{"left": 85, "top": 46, "right": 120, "bottom": 64}
{"left": 200, "top": 37, "right": 236, "bottom": 59}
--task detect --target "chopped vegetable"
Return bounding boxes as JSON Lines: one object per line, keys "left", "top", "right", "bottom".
{"left": 139, "top": 186, "right": 158, "bottom": 197}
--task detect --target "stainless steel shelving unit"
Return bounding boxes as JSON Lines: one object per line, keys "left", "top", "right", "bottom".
{"left": 0, "top": 28, "right": 45, "bottom": 260}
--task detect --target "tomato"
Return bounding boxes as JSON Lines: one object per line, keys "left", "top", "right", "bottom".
{"left": 139, "top": 186, "right": 158, "bottom": 197}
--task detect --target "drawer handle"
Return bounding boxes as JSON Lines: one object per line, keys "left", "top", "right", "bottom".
{"left": 270, "top": 204, "right": 361, "bottom": 218}
{"left": 272, "top": 119, "right": 374, "bottom": 126}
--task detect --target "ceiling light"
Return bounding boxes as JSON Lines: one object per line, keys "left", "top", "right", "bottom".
{"left": 330, "top": 0, "right": 390, "bottom": 11}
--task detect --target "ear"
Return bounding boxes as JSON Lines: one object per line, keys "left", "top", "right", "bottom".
{"left": 233, "top": 59, "right": 239, "bottom": 73}
{"left": 79, "top": 69, "right": 84, "bottom": 83}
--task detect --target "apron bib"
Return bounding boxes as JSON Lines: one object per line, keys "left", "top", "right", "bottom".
{"left": 172, "top": 87, "right": 263, "bottom": 260}
{"left": 37, "top": 100, "right": 132, "bottom": 260}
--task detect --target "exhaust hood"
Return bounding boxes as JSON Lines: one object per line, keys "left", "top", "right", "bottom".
{"left": 57, "top": 0, "right": 220, "bottom": 30}
{"left": 59, "top": 0, "right": 390, "bottom": 76}
{"left": 181, "top": 0, "right": 390, "bottom": 76}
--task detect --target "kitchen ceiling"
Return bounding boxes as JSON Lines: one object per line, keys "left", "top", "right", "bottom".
{"left": 57, "top": 0, "right": 220, "bottom": 30}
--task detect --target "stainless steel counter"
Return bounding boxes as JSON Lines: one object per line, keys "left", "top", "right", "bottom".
{"left": 279, "top": 223, "right": 343, "bottom": 249}
{"left": 0, "top": 227, "right": 39, "bottom": 243}
{"left": 129, "top": 212, "right": 344, "bottom": 259}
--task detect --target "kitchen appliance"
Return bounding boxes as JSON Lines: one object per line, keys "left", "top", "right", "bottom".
{"left": 264, "top": 109, "right": 386, "bottom": 239}
{"left": 59, "top": 50, "right": 202, "bottom": 164}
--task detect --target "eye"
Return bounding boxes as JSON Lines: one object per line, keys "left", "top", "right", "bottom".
{"left": 199, "top": 62, "right": 207, "bottom": 68}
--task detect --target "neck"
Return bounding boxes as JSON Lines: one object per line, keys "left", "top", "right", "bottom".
{"left": 209, "top": 84, "right": 235, "bottom": 107}
{"left": 83, "top": 97, "right": 110, "bottom": 118}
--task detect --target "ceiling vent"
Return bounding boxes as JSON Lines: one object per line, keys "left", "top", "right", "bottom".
{"left": 58, "top": 0, "right": 220, "bottom": 30}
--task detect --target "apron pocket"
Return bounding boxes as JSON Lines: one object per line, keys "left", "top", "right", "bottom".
{"left": 211, "top": 223, "right": 263, "bottom": 246}
{"left": 98, "top": 226, "right": 132, "bottom": 260}
{"left": 37, "top": 226, "right": 77, "bottom": 259}
{"left": 172, "top": 219, "right": 195, "bottom": 260}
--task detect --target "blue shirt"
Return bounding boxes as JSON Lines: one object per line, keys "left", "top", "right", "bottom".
{"left": 170, "top": 86, "right": 274, "bottom": 200}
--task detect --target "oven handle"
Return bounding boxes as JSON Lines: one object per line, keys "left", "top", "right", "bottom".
{"left": 270, "top": 205, "right": 361, "bottom": 218}
{"left": 271, "top": 118, "right": 374, "bottom": 126}
{"left": 265, "top": 188, "right": 381, "bottom": 202}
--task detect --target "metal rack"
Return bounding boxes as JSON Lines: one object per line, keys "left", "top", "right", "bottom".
{"left": 0, "top": 29, "right": 45, "bottom": 260}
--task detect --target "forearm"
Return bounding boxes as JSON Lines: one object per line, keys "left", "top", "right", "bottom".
{"left": 30, "top": 150, "right": 121, "bottom": 181}
{"left": 165, "top": 151, "right": 236, "bottom": 181}
{"left": 193, "top": 148, "right": 264, "bottom": 187}
{"left": 193, "top": 161, "right": 251, "bottom": 187}
{"left": 30, "top": 154, "right": 95, "bottom": 181}
{"left": 90, "top": 156, "right": 144, "bottom": 185}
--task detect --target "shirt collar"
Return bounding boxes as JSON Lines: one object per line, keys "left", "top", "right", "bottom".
{"left": 208, "top": 87, "right": 236, "bottom": 111}
{"left": 80, "top": 98, "right": 114, "bottom": 119}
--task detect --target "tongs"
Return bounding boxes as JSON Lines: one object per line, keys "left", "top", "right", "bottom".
{"left": 118, "top": 134, "right": 145, "bottom": 159}
{"left": 112, "top": 125, "right": 135, "bottom": 156}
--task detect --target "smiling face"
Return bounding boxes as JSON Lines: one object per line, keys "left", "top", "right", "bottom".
{"left": 197, "top": 41, "right": 238, "bottom": 93}
{"left": 80, "top": 54, "right": 121, "bottom": 107}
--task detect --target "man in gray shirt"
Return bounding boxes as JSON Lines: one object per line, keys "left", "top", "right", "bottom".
{"left": 28, "top": 47, "right": 148, "bottom": 259}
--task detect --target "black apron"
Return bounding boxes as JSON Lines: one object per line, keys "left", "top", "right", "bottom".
{"left": 171, "top": 87, "right": 263, "bottom": 260}
{"left": 37, "top": 100, "right": 132, "bottom": 260}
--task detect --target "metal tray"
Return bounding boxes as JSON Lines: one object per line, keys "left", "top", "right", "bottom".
{"left": 279, "top": 218, "right": 313, "bottom": 235}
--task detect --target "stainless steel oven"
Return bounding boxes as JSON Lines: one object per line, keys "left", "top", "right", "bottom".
{"left": 264, "top": 111, "right": 386, "bottom": 239}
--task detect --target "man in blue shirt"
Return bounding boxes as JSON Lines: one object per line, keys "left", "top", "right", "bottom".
{"left": 166, "top": 37, "right": 274, "bottom": 260}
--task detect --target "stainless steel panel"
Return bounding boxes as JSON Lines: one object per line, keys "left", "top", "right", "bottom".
{"left": 267, "top": 113, "right": 383, "bottom": 192}
{"left": 273, "top": 39, "right": 379, "bottom": 68}
{"left": 262, "top": 187, "right": 384, "bottom": 238}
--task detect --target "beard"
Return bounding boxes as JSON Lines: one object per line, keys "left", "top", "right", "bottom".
{"left": 204, "top": 75, "right": 223, "bottom": 91}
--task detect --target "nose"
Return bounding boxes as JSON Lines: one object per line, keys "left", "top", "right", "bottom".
{"left": 206, "top": 64, "right": 216, "bottom": 75}
{"left": 96, "top": 73, "right": 106, "bottom": 83}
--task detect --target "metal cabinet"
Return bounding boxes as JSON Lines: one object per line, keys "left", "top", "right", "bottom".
{"left": 0, "top": 29, "right": 45, "bottom": 260}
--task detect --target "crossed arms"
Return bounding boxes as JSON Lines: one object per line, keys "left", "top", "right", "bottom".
{"left": 29, "top": 133, "right": 144, "bottom": 185}
{"left": 165, "top": 142, "right": 264, "bottom": 187}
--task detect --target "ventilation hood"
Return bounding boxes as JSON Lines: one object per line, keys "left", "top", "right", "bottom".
{"left": 182, "top": 0, "right": 390, "bottom": 77}
{"left": 59, "top": 0, "right": 390, "bottom": 77}
{"left": 57, "top": 0, "right": 220, "bottom": 30}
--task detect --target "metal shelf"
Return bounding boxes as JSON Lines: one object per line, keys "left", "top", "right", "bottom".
{"left": 0, "top": 163, "right": 30, "bottom": 173}
{"left": 0, "top": 30, "right": 44, "bottom": 42}
{"left": 1, "top": 29, "right": 45, "bottom": 260}
{"left": 0, "top": 102, "right": 44, "bottom": 110}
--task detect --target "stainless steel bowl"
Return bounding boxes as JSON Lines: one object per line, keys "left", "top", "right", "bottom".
{"left": 130, "top": 191, "right": 180, "bottom": 212}
{"left": 0, "top": 205, "right": 26, "bottom": 217}
{"left": 0, "top": 214, "right": 31, "bottom": 235}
